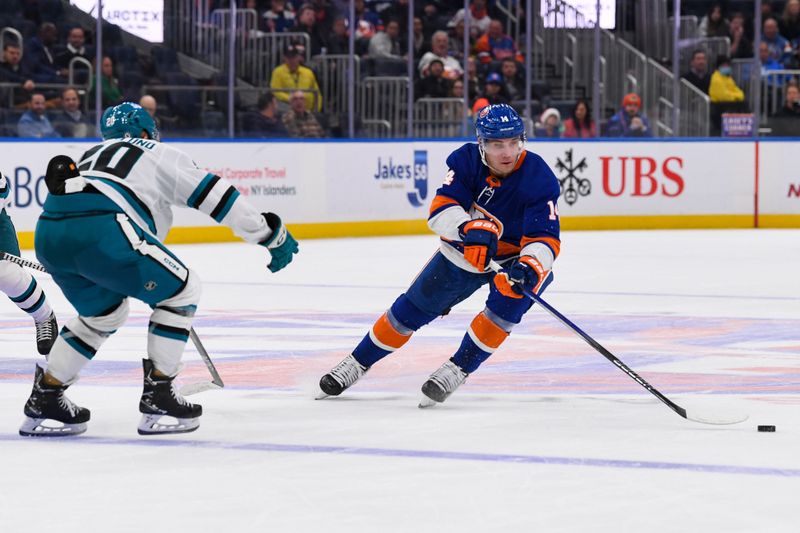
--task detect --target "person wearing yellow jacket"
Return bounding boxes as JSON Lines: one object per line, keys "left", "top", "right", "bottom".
{"left": 269, "top": 45, "right": 322, "bottom": 112}
{"left": 709, "top": 55, "right": 745, "bottom": 103}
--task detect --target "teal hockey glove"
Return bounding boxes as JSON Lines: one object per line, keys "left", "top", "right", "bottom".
{"left": 261, "top": 212, "right": 298, "bottom": 273}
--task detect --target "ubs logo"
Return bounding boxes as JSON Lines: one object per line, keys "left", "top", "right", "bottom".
{"left": 555, "top": 149, "right": 591, "bottom": 206}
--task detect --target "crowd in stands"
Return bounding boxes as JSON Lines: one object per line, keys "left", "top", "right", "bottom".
{"left": 2, "top": 1, "right": 800, "bottom": 138}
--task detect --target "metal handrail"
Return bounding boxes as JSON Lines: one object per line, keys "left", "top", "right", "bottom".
{"left": 67, "top": 57, "right": 93, "bottom": 89}
{"left": 0, "top": 27, "right": 23, "bottom": 56}
{"left": 563, "top": 33, "right": 577, "bottom": 100}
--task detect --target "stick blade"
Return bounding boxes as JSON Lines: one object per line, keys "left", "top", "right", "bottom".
{"left": 685, "top": 410, "right": 749, "bottom": 426}
{"left": 180, "top": 382, "right": 223, "bottom": 396}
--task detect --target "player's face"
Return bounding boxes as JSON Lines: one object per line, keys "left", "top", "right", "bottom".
{"left": 483, "top": 137, "right": 523, "bottom": 175}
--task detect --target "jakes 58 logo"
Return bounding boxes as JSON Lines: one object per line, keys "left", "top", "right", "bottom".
{"left": 372, "top": 150, "right": 428, "bottom": 207}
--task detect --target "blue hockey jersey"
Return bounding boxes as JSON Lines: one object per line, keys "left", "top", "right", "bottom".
{"left": 427, "top": 143, "right": 561, "bottom": 273}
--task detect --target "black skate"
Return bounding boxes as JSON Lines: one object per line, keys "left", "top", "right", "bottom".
{"left": 34, "top": 312, "right": 58, "bottom": 357}
{"left": 318, "top": 354, "right": 368, "bottom": 398}
{"left": 19, "top": 365, "right": 90, "bottom": 437}
{"left": 419, "top": 360, "right": 469, "bottom": 408}
{"left": 138, "top": 359, "right": 202, "bottom": 435}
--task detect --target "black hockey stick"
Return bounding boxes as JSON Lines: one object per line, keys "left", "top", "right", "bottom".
{"left": 1, "top": 252, "right": 47, "bottom": 272}
{"left": 2, "top": 252, "right": 223, "bottom": 394}
{"left": 488, "top": 261, "right": 748, "bottom": 426}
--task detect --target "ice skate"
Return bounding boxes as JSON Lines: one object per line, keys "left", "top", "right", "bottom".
{"left": 317, "top": 354, "right": 368, "bottom": 399}
{"left": 19, "top": 365, "right": 90, "bottom": 437}
{"left": 419, "top": 360, "right": 469, "bottom": 408}
{"left": 138, "top": 359, "right": 202, "bottom": 435}
{"left": 34, "top": 312, "right": 58, "bottom": 357}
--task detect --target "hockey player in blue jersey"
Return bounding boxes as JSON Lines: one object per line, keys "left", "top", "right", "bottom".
{"left": 0, "top": 173, "right": 58, "bottom": 356}
{"left": 19, "top": 102, "right": 299, "bottom": 437}
{"left": 319, "top": 104, "right": 561, "bottom": 406}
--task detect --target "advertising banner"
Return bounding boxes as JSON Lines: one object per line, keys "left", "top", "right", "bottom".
{"left": 0, "top": 139, "right": 793, "bottom": 243}
{"left": 757, "top": 141, "right": 800, "bottom": 224}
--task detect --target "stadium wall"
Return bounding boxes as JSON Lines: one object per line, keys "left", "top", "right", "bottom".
{"left": 2, "top": 138, "right": 798, "bottom": 248}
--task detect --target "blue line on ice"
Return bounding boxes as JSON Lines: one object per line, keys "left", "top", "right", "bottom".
{"left": 1, "top": 433, "right": 797, "bottom": 477}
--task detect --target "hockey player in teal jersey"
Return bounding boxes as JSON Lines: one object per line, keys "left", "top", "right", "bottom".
{"left": 19, "top": 102, "right": 298, "bottom": 437}
{"left": 319, "top": 104, "right": 561, "bottom": 406}
{"left": 0, "top": 172, "right": 58, "bottom": 356}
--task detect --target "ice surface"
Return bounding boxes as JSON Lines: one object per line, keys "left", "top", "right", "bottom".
{"left": 1, "top": 229, "right": 798, "bottom": 532}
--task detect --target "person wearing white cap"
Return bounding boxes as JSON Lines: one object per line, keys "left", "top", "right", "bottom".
{"left": 534, "top": 108, "right": 563, "bottom": 138}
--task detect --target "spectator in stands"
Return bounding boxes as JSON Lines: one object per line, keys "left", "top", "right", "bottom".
{"left": 270, "top": 45, "right": 322, "bottom": 111}
{"left": 449, "top": 0, "right": 493, "bottom": 36}
{"left": 464, "top": 56, "right": 480, "bottom": 101}
{"left": 411, "top": 17, "right": 428, "bottom": 61}
{"left": 53, "top": 87, "right": 94, "bottom": 138}
{"left": 563, "top": 99, "right": 596, "bottom": 138}
{"left": 0, "top": 43, "right": 36, "bottom": 103}
{"left": 767, "top": 83, "right": 800, "bottom": 136}
{"left": 326, "top": 17, "right": 349, "bottom": 55}
{"left": 291, "top": 4, "right": 326, "bottom": 57}
{"left": 24, "top": 22, "right": 63, "bottom": 84}
{"left": 780, "top": 0, "right": 800, "bottom": 42}
{"left": 447, "top": 13, "right": 473, "bottom": 63}
{"left": 17, "top": 92, "right": 59, "bottom": 138}
{"left": 474, "top": 19, "right": 522, "bottom": 65}
{"left": 534, "top": 108, "right": 562, "bottom": 139}
{"left": 451, "top": 79, "right": 464, "bottom": 99}
{"left": 139, "top": 94, "right": 161, "bottom": 129}
{"left": 419, "top": 31, "right": 463, "bottom": 80}
{"left": 763, "top": 18, "right": 792, "bottom": 66}
{"left": 244, "top": 91, "right": 288, "bottom": 137}
{"left": 683, "top": 49, "right": 711, "bottom": 94}
{"left": 759, "top": 41, "right": 790, "bottom": 87}
{"left": 479, "top": 72, "right": 510, "bottom": 106}
{"left": 699, "top": 3, "right": 729, "bottom": 38}
{"left": 728, "top": 12, "right": 753, "bottom": 60}
{"left": 499, "top": 58, "right": 524, "bottom": 101}
{"left": 709, "top": 55, "right": 745, "bottom": 104}
{"left": 415, "top": 58, "right": 451, "bottom": 100}
{"left": 263, "top": 0, "right": 296, "bottom": 33}
{"left": 54, "top": 27, "right": 92, "bottom": 78}
{"left": 369, "top": 19, "right": 403, "bottom": 59}
{"left": 308, "top": 0, "right": 337, "bottom": 33}
{"left": 775, "top": 83, "right": 800, "bottom": 117}
{"left": 605, "top": 93, "right": 652, "bottom": 137}
{"left": 282, "top": 90, "right": 325, "bottom": 138}
{"left": 89, "top": 56, "right": 123, "bottom": 108}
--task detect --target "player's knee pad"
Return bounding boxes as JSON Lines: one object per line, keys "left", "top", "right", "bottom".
{"left": 390, "top": 293, "right": 438, "bottom": 331}
{"left": 46, "top": 301, "right": 130, "bottom": 384}
{"left": 82, "top": 299, "right": 131, "bottom": 334}
{"left": 151, "top": 270, "right": 201, "bottom": 328}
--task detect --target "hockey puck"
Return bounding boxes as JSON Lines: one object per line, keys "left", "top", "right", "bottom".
{"left": 757, "top": 425, "right": 776, "bottom": 432}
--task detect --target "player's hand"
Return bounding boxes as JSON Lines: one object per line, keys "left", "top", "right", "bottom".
{"left": 458, "top": 219, "right": 500, "bottom": 271}
{"left": 494, "top": 256, "right": 547, "bottom": 298}
{"left": 261, "top": 212, "right": 299, "bottom": 273}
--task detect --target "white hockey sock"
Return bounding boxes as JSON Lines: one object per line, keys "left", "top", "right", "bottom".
{"left": 0, "top": 261, "right": 52, "bottom": 323}
{"left": 147, "top": 272, "right": 201, "bottom": 377}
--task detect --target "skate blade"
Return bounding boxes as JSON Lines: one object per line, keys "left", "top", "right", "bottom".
{"left": 315, "top": 391, "right": 332, "bottom": 400}
{"left": 19, "top": 417, "right": 87, "bottom": 437}
{"left": 137, "top": 414, "right": 200, "bottom": 436}
{"left": 418, "top": 396, "right": 438, "bottom": 409}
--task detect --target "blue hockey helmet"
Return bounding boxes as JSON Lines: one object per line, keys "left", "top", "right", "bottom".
{"left": 101, "top": 102, "right": 160, "bottom": 141}
{"left": 475, "top": 103, "right": 525, "bottom": 141}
